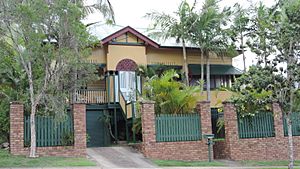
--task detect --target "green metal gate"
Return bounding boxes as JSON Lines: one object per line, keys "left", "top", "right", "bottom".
{"left": 86, "top": 109, "right": 111, "bottom": 147}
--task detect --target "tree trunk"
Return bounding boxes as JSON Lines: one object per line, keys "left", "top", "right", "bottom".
{"left": 29, "top": 105, "right": 37, "bottom": 158}
{"left": 28, "top": 69, "right": 37, "bottom": 158}
{"left": 241, "top": 33, "right": 246, "bottom": 72}
{"left": 206, "top": 55, "right": 210, "bottom": 101}
{"left": 286, "top": 114, "right": 294, "bottom": 169}
{"left": 264, "top": 54, "right": 268, "bottom": 67}
{"left": 200, "top": 50, "right": 204, "bottom": 92}
{"left": 287, "top": 40, "right": 294, "bottom": 169}
{"left": 26, "top": 60, "right": 38, "bottom": 158}
{"left": 182, "top": 39, "right": 189, "bottom": 86}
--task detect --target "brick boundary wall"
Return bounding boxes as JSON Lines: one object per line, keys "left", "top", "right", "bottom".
{"left": 141, "top": 101, "right": 212, "bottom": 161}
{"left": 214, "top": 102, "right": 300, "bottom": 161}
{"left": 213, "top": 140, "right": 229, "bottom": 159}
{"left": 9, "top": 102, "right": 86, "bottom": 157}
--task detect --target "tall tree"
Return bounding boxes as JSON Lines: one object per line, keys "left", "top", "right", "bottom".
{"left": 272, "top": 1, "right": 300, "bottom": 168}
{"left": 232, "top": 1, "right": 300, "bottom": 168}
{"left": 246, "top": 2, "right": 275, "bottom": 66}
{"left": 146, "top": 0, "right": 197, "bottom": 86}
{"left": 191, "top": 0, "right": 236, "bottom": 101}
{"left": 230, "top": 3, "right": 250, "bottom": 72}
{"left": 0, "top": 0, "right": 114, "bottom": 158}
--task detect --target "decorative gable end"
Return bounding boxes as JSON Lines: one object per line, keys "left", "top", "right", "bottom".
{"left": 111, "top": 32, "right": 145, "bottom": 45}
{"left": 101, "top": 26, "right": 159, "bottom": 48}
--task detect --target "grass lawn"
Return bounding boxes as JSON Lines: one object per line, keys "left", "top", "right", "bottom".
{"left": 153, "top": 159, "right": 300, "bottom": 168}
{"left": 0, "top": 149, "right": 97, "bottom": 168}
{"left": 240, "top": 160, "right": 300, "bottom": 166}
{"left": 152, "top": 159, "right": 226, "bottom": 167}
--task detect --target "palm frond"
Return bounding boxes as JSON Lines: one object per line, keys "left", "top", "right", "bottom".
{"left": 83, "top": 0, "right": 115, "bottom": 24}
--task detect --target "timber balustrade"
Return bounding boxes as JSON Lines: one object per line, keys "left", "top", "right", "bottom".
{"left": 73, "top": 89, "right": 107, "bottom": 104}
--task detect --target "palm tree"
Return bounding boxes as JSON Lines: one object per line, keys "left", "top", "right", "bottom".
{"left": 191, "top": 0, "right": 236, "bottom": 101}
{"left": 83, "top": 0, "right": 115, "bottom": 28}
{"left": 146, "top": 0, "right": 197, "bottom": 86}
{"left": 83, "top": 0, "right": 115, "bottom": 24}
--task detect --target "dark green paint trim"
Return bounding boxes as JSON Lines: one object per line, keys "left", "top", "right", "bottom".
{"left": 132, "top": 102, "right": 136, "bottom": 143}
{"left": 188, "top": 64, "right": 243, "bottom": 75}
{"left": 114, "top": 108, "right": 118, "bottom": 142}
{"left": 125, "top": 104, "right": 129, "bottom": 143}
{"left": 98, "top": 64, "right": 106, "bottom": 68}
{"left": 107, "top": 73, "right": 111, "bottom": 105}
{"left": 113, "top": 72, "right": 116, "bottom": 103}
{"left": 86, "top": 104, "right": 109, "bottom": 110}
{"left": 147, "top": 64, "right": 182, "bottom": 69}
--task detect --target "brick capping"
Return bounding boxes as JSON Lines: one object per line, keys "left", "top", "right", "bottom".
{"left": 213, "top": 101, "right": 300, "bottom": 161}
{"left": 197, "top": 101, "right": 210, "bottom": 104}
{"left": 222, "top": 101, "right": 234, "bottom": 104}
{"left": 139, "top": 100, "right": 155, "bottom": 104}
{"left": 9, "top": 102, "right": 87, "bottom": 157}
{"left": 10, "top": 101, "right": 23, "bottom": 104}
{"left": 140, "top": 101, "right": 212, "bottom": 161}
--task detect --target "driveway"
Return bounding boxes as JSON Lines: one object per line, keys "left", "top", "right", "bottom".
{"left": 87, "top": 146, "right": 158, "bottom": 169}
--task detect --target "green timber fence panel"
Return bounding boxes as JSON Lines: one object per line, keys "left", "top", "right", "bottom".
{"left": 155, "top": 113, "right": 201, "bottom": 142}
{"left": 24, "top": 114, "right": 74, "bottom": 147}
{"left": 283, "top": 112, "right": 300, "bottom": 136}
{"left": 238, "top": 112, "right": 275, "bottom": 139}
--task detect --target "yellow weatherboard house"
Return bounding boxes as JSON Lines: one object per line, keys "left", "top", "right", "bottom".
{"left": 77, "top": 26, "right": 242, "bottom": 146}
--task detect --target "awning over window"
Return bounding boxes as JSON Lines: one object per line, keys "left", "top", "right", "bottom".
{"left": 188, "top": 64, "right": 243, "bottom": 76}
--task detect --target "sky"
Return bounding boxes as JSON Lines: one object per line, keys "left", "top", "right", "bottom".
{"left": 84, "top": 0, "right": 276, "bottom": 70}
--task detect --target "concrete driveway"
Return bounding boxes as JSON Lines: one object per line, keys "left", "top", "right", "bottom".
{"left": 87, "top": 146, "right": 158, "bottom": 169}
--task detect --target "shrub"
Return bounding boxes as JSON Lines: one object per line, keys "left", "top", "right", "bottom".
{"left": 61, "top": 131, "right": 74, "bottom": 146}
{"left": 144, "top": 69, "right": 201, "bottom": 114}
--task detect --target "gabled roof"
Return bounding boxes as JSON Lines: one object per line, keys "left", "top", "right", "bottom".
{"left": 101, "top": 26, "right": 160, "bottom": 48}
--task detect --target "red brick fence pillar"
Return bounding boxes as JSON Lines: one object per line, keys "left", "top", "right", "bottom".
{"left": 222, "top": 101, "right": 239, "bottom": 160}
{"left": 141, "top": 100, "right": 156, "bottom": 156}
{"left": 10, "top": 102, "right": 25, "bottom": 155}
{"left": 197, "top": 101, "right": 212, "bottom": 135}
{"left": 73, "top": 103, "right": 87, "bottom": 157}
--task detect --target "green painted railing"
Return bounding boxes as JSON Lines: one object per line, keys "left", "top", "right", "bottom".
{"left": 238, "top": 112, "right": 275, "bottom": 139}
{"left": 156, "top": 113, "right": 201, "bottom": 142}
{"left": 283, "top": 112, "right": 300, "bottom": 136}
{"left": 24, "top": 114, "right": 74, "bottom": 147}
